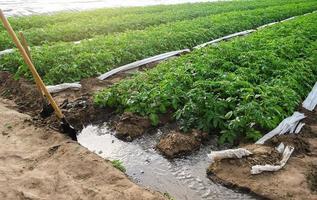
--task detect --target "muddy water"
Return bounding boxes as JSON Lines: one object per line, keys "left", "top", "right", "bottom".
{"left": 1, "top": 0, "right": 222, "bottom": 17}
{"left": 78, "top": 124, "right": 256, "bottom": 200}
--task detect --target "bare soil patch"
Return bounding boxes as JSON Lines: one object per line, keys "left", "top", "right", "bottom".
{"left": 114, "top": 112, "right": 152, "bottom": 141}
{"left": 307, "top": 164, "right": 317, "bottom": 193}
{"left": 156, "top": 129, "right": 208, "bottom": 158}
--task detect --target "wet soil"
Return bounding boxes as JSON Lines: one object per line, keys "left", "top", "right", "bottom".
{"left": 307, "top": 164, "right": 317, "bottom": 193}
{"left": 0, "top": 71, "right": 123, "bottom": 132}
{"left": 114, "top": 112, "right": 152, "bottom": 141}
{"left": 156, "top": 129, "right": 209, "bottom": 158}
{"left": 266, "top": 134, "right": 311, "bottom": 155}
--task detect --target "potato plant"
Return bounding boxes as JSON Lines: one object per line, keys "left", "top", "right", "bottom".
{"left": 1, "top": 2, "right": 316, "bottom": 84}
{"left": 95, "top": 13, "right": 317, "bottom": 143}
{"left": 0, "top": 0, "right": 310, "bottom": 50}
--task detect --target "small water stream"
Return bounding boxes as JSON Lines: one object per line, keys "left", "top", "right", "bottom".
{"left": 78, "top": 123, "right": 256, "bottom": 200}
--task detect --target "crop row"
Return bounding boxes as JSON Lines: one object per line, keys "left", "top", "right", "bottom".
{"left": 1, "top": 2, "right": 317, "bottom": 85}
{"left": 94, "top": 13, "right": 317, "bottom": 143}
{"left": 0, "top": 0, "right": 309, "bottom": 50}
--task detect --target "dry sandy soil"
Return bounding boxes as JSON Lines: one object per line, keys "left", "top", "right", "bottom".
{"left": 208, "top": 108, "right": 317, "bottom": 199}
{"left": 0, "top": 98, "right": 166, "bottom": 200}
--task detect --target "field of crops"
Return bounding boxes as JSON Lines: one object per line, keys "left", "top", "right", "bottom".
{"left": 95, "top": 13, "right": 317, "bottom": 143}
{"left": 1, "top": 1, "right": 316, "bottom": 84}
{"left": 0, "top": 0, "right": 308, "bottom": 50}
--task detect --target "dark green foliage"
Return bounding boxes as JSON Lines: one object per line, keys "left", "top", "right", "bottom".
{"left": 1, "top": 2, "right": 316, "bottom": 84}
{"left": 95, "top": 13, "right": 317, "bottom": 143}
{"left": 0, "top": 0, "right": 311, "bottom": 50}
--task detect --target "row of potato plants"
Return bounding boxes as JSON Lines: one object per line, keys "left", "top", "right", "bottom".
{"left": 94, "top": 13, "right": 317, "bottom": 143}
{"left": 0, "top": 0, "right": 308, "bottom": 50}
{"left": 4, "top": 2, "right": 196, "bottom": 32}
{"left": 1, "top": 2, "right": 316, "bottom": 85}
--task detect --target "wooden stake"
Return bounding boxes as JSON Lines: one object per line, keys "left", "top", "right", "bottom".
{"left": 18, "top": 31, "right": 46, "bottom": 98}
{"left": 18, "top": 32, "right": 32, "bottom": 59}
{"left": 0, "top": 9, "right": 64, "bottom": 119}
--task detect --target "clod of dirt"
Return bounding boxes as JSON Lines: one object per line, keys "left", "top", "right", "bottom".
{"left": 156, "top": 130, "right": 207, "bottom": 158}
{"left": 303, "top": 125, "right": 317, "bottom": 138}
{"left": 0, "top": 72, "right": 10, "bottom": 84}
{"left": 307, "top": 165, "right": 317, "bottom": 192}
{"left": 114, "top": 112, "right": 152, "bottom": 140}
{"left": 299, "top": 106, "right": 317, "bottom": 125}
{"left": 266, "top": 134, "right": 310, "bottom": 155}
{"left": 0, "top": 72, "right": 43, "bottom": 112}
{"left": 63, "top": 96, "right": 112, "bottom": 130}
{"left": 244, "top": 144, "right": 281, "bottom": 166}
{"left": 1, "top": 131, "right": 9, "bottom": 136}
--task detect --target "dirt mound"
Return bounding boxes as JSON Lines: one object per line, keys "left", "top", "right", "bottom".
{"left": 114, "top": 112, "right": 152, "bottom": 141}
{"left": 299, "top": 106, "right": 317, "bottom": 125}
{"left": 266, "top": 134, "right": 311, "bottom": 155}
{"left": 156, "top": 130, "right": 208, "bottom": 158}
{"left": 307, "top": 165, "right": 317, "bottom": 192}
{"left": 59, "top": 96, "right": 113, "bottom": 130}
{"left": 244, "top": 144, "right": 281, "bottom": 166}
{"left": 208, "top": 144, "right": 281, "bottom": 175}
{"left": 0, "top": 72, "right": 43, "bottom": 112}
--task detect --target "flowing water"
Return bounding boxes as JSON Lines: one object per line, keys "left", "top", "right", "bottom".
{"left": 78, "top": 124, "right": 256, "bottom": 200}
{"left": 1, "top": 0, "right": 223, "bottom": 17}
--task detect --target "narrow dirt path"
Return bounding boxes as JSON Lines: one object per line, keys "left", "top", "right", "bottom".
{"left": 0, "top": 98, "right": 166, "bottom": 200}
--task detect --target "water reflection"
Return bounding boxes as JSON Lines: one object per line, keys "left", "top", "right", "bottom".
{"left": 78, "top": 124, "right": 255, "bottom": 200}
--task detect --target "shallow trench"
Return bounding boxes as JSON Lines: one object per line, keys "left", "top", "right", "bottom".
{"left": 78, "top": 123, "right": 257, "bottom": 200}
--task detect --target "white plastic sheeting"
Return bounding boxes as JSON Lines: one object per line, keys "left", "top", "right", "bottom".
{"left": 193, "top": 30, "right": 255, "bottom": 49}
{"left": 207, "top": 148, "right": 252, "bottom": 163}
{"left": 302, "top": 82, "right": 317, "bottom": 111}
{"left": 0, "top": 48, "right": 14, "bottom": 56}
{"left": 98, "top": 49, "right": 190, "bottom": 80}
{"left": 194, "top": 11, "right": 317, "bottom": 49}
{"left": 255, "top": 112, "right": 306, "bottom": 145}
{"left": 280, "top": 16, "right": 295, "bottom": 23}
{"left": 250, "top": 146, "right": 294, "bottom": 175}
{"left": 295, "top": 122, "right": 305, "bottom": 134}
{"left": 257, "top": 21, "right": 278, "bottom": 29}
{"left": 73, "top": 38, "right": 93, "bottom": 45}
{"left": 276, "top": 143, "right": 285, "bottom": 154}
{"left": 46, "top": 82, "right": 81, "bottom": 93}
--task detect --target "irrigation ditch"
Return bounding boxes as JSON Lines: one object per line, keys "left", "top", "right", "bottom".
{"left": 0, "top": 7, "right": 317, "bottom": 200}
